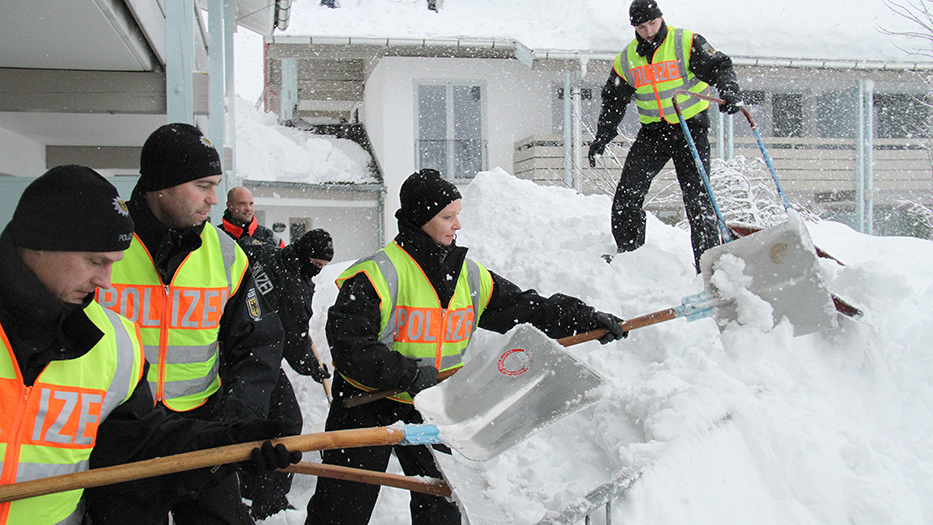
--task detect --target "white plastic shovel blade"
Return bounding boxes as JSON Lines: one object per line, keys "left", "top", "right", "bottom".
{"left": 414, "top": 325, "right": 608, "bottom": 461}
{"left": 431, "top": 448, "right": 513, "bottom": 525}
{"left": 700, "top": 210, "right": 838, "bottom": 336}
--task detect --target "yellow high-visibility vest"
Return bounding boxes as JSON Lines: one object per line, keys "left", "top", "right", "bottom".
{"left": 0, "top": 303, "right": 143, "bottom": 525}
{"left": 97, "top": 224, "right": 249, "bottom": 412}
{"left": 335, "top": 241, "right": 494, "bottom": 404}
{"left": 613, "top": 26, "right": 710, "bottom": 124}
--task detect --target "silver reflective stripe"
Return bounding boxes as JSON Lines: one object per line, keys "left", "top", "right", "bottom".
{"left": 162, "top": 358, "right": 219, "bottom": 399}
{"left": 161, "top": 341, "right": 219, "bottom": 364}
{"left": 100, "top": 308, "right": 137, "bottom": 415}
{"left": 439, "top": 353, "right": 462, "bottom": 370}
{"left": 618, "top": 51, "right": 634, "bottom": 86}
{"left": 143, "top": 344, "right": 159, "bottom": 366}
{"left": 673, "top": 28, "right": 687, "bottom": 81}
{"left": 465, "top": 259, "right": 483, "bottom": 337}
{"left": 16, "top": 460, "right": 90, "bottom": 483}
{"left": 214, "top": 224, "right": 239, "bottom": 290}
{"left": 655, "top": 76, "right": 704, "bottom": 101}
{"left": 367, "top": 251, "right": 400, "bottom": 349}
{"left": 155, "top": 342, "right": 219, "bottom": 399}
{"left": 634, "top": 91, "right": 658, "bottom": 102}
{"left": 639, "top": 107, "right": 664, "bottom": 119}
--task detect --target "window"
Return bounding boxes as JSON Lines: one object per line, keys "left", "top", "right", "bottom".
{"left": 417, "top": 82, "right": 486, "bottom": 181}
{"left": 551, "top": 84, "right": 608, "bottom": 135}
{"left": 772, "top": 94, "right": 805, "bottom": 138}
{"left": 816, "top": 88, "right": 858, "bottom": 139}
{"left": 875, "top": 93, "right": 930, "bottom": 139}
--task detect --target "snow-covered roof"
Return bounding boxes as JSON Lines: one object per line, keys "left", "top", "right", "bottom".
{"left": 277, "top": 0, "right": 926, "bottom": 64}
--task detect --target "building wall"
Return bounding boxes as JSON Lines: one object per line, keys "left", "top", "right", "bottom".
{"left": 363, "top": 56, "right": 556, "bottom": 238}
{"left": 0, "top": 124, "right": 45, "bottom": 177}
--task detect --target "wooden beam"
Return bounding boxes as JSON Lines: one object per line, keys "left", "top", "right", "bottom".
{"left": 0, "top": 68, "right": 208, "bottom": 115}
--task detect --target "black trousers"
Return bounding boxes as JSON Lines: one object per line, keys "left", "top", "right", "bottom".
{"left": 611, "top": 118, "right": 721, "bottom": 269}
{"left": 304, "top": 376, "right": 460, "bottom": 525}
{"left": 239, "top": 369, "right": 304, "bottom": 518}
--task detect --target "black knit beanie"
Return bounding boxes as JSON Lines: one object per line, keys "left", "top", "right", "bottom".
{"left": 630, "top": 0, "right": 662, "bottom": 25}
{"left": 9, "top": 165, "right": 134, "bottom": 252}
{"left": 394, "top": 169, "right": 462, "bottom": 227}
{"left": 138, "top": 123, "right": 222, "bottom": 192}
{"left": 294, "top": 228, "right": 334, "bottom": 262}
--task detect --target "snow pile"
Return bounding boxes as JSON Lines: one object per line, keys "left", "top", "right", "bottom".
{"left": 234, "top": 98, "right": 377, "bottom": 185}
{"left": 263, "top": 168, "right": 933, "bottom": 524}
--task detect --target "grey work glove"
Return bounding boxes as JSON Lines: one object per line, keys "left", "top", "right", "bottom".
{"left": 593, "top": 311, "right": 628, "bottom": 344}
{"left": 588, "top": 135, "right": 613, "bottom": 167}
{"left": 719, "top": 92, "right": 744, "bottom": 115}
{"left": 406, "top": 366, "right": 439, "bottom": 396}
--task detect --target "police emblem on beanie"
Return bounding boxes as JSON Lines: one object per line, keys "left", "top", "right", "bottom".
{"left": 630, "top": 0, "right": 662, "bottom": 26}
{"left": 395, "top": 169, "right": 462, "bottom": 227}
{"left": 137, "top": 123, "right": 222, "bottom": 192}
{"left": 8, "top": 165, "right": 135, "bottom": 252}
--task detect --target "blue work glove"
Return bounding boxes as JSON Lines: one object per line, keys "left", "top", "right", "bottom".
{"left": 406, "top": 366, "right": 439, "bottom": 396}
{"left": 592, "top": 311, "right": 628, "bottom": 344}
{"left": 719, "top": 92, "right": 744, "bottom": 114}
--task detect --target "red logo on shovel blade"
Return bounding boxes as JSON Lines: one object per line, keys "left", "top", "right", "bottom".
{"left": 497, "top": 348, "right": 530, "bottom": 376}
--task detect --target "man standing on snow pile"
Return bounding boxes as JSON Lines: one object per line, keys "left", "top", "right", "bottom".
{"left": 304, "top": 168, "right": 629, "bottom": 525}
{"left": 221, "top": 223, "right": 335, "bottom": 519}
{"left": 221, "top": 186, "right": 284, "bottom": 249}
{"left": 0, "top": 165, "right": 298, "bottom": 525}
{"left": 589, "top": 0, "right": 743, "bottom": 270}
{"left": 88, "top": 123, "right": 287, "bottom": 524}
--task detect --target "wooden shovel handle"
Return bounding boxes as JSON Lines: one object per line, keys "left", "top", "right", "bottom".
{"left": 554, "top": 308, "right": 677, "bottom": 347}
{"left": 343, "top": 368, "right": 459, "bottom": 408}
{"left": 0, "top": 427, "right": 405, "bottom": 504}
{"left": 345, "top": 307, "right": 680, "bottom": 407}
{"left": 284, "top": 461, "right": 451, "bottom": 498}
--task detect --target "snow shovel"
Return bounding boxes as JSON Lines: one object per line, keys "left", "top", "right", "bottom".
{"left": 414, "top": 324, "right": 608, "bottom": 461}
{"left": 673, "top": 90, "right": 862, "bottom": 320}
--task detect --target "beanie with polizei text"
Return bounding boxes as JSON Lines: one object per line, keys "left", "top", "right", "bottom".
{"left": 9, "top": 165, "right": 134, "bottom": 252}
{"left": 137, "top": 123, "right": 222, "bottom": 192}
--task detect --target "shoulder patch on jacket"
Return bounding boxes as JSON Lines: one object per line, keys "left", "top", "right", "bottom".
{"left": 701, "top": 41, "right": 716, "bottom": 56}
{"left": 247, "top": 288, "right": 262, "bottom": 320}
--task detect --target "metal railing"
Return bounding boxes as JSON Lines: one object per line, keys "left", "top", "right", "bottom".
{"left": 534, "top": 467, "right": 642, "bottom": 525}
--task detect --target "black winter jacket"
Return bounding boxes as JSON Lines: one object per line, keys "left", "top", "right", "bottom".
{"left": 326, "top": 220, "right": 606, "bottom": 395}
{"left": 595, "top": 21, "right": 741, "bottom": 142}
{"left": 232, "top": 235, "right": 324, "bottom": 377}
{"left": 125, "top": 188, "right": 285, "bottom": 423}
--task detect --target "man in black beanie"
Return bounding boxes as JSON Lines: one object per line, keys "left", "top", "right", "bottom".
{"left": 305, "top": 168, "right": 628, "bottom": 525}
{"left": 229, "top": 227, "right": 335, "bottom": 519}
{"left": 0, "top": 165, "right": 297, "bottom": 524}
{"left": 87, "top": 123, "right": 291, "bottom": 525}
{"left": 589, "top": 0, "right": 743, "bottom": 271}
